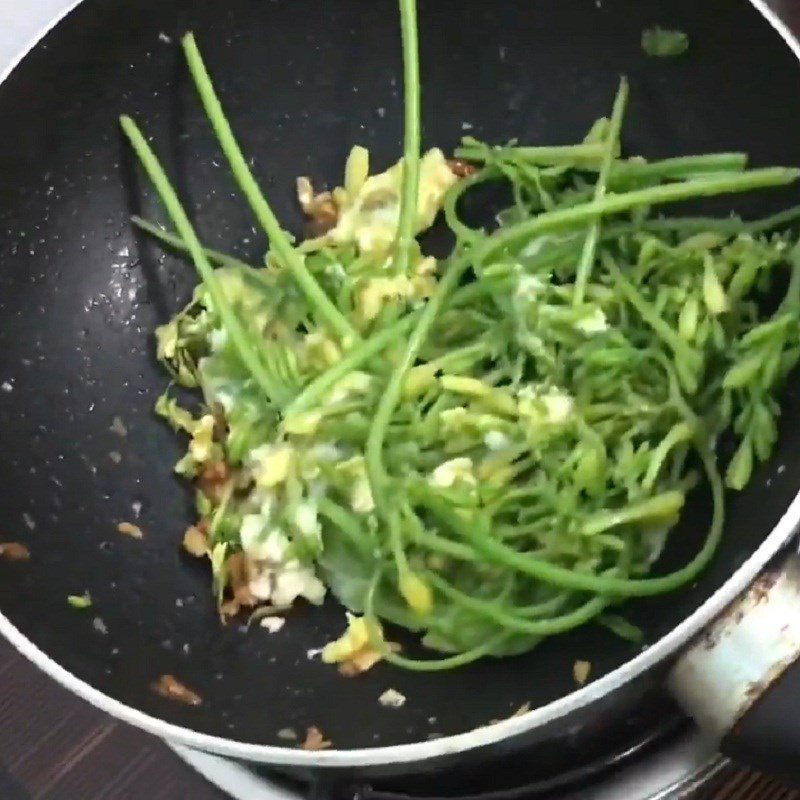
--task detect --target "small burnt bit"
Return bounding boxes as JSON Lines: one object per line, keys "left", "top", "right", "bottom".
{"left": 151, "top": 674, "right": 203, "bottom": 707}
{"left": 0, "top": 542, "right": 30, "bottom": 561}
{"left": 447, "top": 157, "right": 478, "bottom": 178}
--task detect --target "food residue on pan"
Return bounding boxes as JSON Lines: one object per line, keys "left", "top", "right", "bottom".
{"left": 93, "top": 616, "right": 108, "bottom": 635}
{"left": 301, "top": 726, "right": 331, "bottom": 751}
{"left": 573, "top": 660, "right": 592, "bottom": 685}
{"left": 117, "top": 521, "right": 144, "bottom": 539}
{"left": 0, "top": 542, "right": 30, "bottom": 561}
{"left": 260, "top": 616, "right": 286, "bottom": 633}
{"left": 378, "top": 688, "right": 407, "bottom": 708}
{"left": 109, "top": 451, "right": 123, "bottom": 465}
{"left": 277, "top": 727, "right": 298, "bottom": 741}
{"left": 151, "top": 674, "right": 202, "bottom": 706}
{"left": 321, "top": 614, "right": 399, "bottom": 677}
{"left": 490, "top": 701, "right": 531, "bottom": 725}
{"left": 110, "top": 416, "right": 128, "bottom": 437}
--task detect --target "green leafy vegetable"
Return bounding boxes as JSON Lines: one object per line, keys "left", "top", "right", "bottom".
{"left": 121, "top": 0, "right": 800, "bottom": 669}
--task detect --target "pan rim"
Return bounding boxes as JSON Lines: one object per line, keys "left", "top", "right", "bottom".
{"left": 0, "top": 0, "right": 798, "bottom": 769}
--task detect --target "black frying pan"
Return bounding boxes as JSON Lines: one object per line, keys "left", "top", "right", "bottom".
{"left": 1, "top": 0, "right": 800, "bottom": 781}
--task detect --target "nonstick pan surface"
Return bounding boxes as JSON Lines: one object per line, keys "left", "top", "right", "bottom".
{"left": 0, "top": 0, "right": 799, "bottom": 759}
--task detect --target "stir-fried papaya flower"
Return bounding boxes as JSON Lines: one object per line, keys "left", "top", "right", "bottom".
{"left": 121, "top": 0, "right": 800, "bottom": 671}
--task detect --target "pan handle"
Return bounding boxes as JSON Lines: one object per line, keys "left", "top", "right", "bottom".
{"left": 668, "top": 554, "right": 800, "bottom": 785}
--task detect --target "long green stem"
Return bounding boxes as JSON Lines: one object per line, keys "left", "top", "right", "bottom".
{"left": 365, "top": 253, "right": 469, "bottom": 508}
{"left": 457, "top": 147, "right": 748, "bottom": 183}
{"left": 608, "top": 153, "right": 747, "bottom": 183}
{"left": 411, "top": 441, "right": 724, "bottom": 598}
{"left": 132, "top": 215, "right": 258, "bottom": 271}
{"left": 574, "top": 78, "right": 629, "bottom": 306}
{"left": 120, "top": 116, "right": 284, "bottom": 403}
{"left": 364, "top": 572, "right": 512, "bottom": 670}
{"left": 283, "top": 311, "right": 421, "bottom": 419}
{"left": 181, "top": 33, "right": 357, "bottom": 345}
{"left": 426, "top": 573, "right": 610, "bottom": 635}
{"left": 364, "top": 0, "right": 428, "bottom": 508}
{"left": 455, "top": 140, "right": 607, "bottom": 166}
{"left": 393, "top": 0, "right": 422, "bottom": 276}
{"left": 479, "top": 167, "right": 799, "bottom": 263}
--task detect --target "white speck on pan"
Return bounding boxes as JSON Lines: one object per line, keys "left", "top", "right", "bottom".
{"left": 92, "top": 617, "right": 108, "bottom": 635}
{"left": 379, "top": 688, "right": 407, "bottom": 708}
{"left": 260, "top": 616, "right": 286, "bottom": 634}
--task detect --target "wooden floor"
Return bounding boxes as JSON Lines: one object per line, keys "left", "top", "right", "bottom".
{"left": 2, "top": 637, "right": 800, "bottom": 799}
{"left": 0, "top": 638, "right": 224, "bottom": 799}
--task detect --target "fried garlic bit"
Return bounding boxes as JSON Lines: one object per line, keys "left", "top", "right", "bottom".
{"left": 0, "top": 542, "right": 30, "bottom": 561}
{"left": 117, "top": 521, "right": 144, "bottom": 539}
{"left": 301, "top": 726, "right": 331, "bottom": 751}
{"left": 573, "top": 660, "right": 592, "bottom": 685}
{"left": 182, "top": 524, "right": 208, "bottom": 557}
{"left": 151, "top": 674, "right": 202, "bottom": 706}
{"left": 296, "top": 176, "right": 340, "bottom": 236}
{"left": 219, "top": 551, "right": 257, "bottom": 619}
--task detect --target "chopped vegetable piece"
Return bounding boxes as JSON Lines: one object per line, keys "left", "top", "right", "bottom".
{"left": 642, "top": 27, "right": 689, "bottom": 58}
{"left": 68, "top": 592, "right": 92, "bottom": 610}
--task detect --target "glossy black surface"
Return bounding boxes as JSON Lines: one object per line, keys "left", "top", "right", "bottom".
{"left": 0, "top": 0, "right": 799, "bottom": 758}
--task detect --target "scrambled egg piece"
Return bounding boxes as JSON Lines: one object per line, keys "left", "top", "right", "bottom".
{"left": 357, "top": 276, "right": 416, "bottom": 322}
{"left": 322, "top": 613, "right": 386, "bottom": 676}
{"left": 518, "top": 386, "right": 575, "bottom": 425}
{"left": 188, "top": 414, "right": 217, "bottom": 463}
{"left": 174, "top": 413, "right": 221, "bottom": 475}
{"left": 574, "top": 306, "right": 609, "bottom": 334}
{"left": 249, "top": 444, "right": 295, "bottom": 488}
{"left": 335, "top": 455, "right": 374, "bottom": 514}
{"left": 429, "top": 457, "right": 477, "bottom": 488}
{"left": 323, "top": 147, "right": 457, "bottom": 256}
{"left": 245, "top": 560, "right": 325, "bottom": 607}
